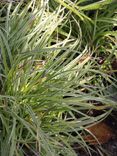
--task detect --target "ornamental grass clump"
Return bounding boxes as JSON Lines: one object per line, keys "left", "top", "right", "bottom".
{"left": 0, "top": 1, "right": 117, "bottom": 156}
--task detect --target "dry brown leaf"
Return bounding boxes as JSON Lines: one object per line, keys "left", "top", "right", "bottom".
{"left": 83, "top": 122, "right": 114, "bottom": 145}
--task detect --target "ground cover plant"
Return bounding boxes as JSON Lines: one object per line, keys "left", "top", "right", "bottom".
{"left": 0, "top": 0, "right": 117, "bottom": 156}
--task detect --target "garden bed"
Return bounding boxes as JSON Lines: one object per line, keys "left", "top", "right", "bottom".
{"left": 0, "top": 1, "right": 117, "bottom": 156}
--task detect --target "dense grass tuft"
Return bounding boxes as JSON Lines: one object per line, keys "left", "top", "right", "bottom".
{"left": 0, "top": 1, "right": 117, "bottom": 155}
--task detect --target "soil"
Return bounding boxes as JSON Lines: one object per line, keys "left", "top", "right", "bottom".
{"left": 75, "top": 111, "right": 117, "bottom": 156}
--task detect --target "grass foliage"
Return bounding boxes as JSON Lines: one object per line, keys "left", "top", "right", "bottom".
{"left": 0, "top": 0, "right": 117, "bottom": 155}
